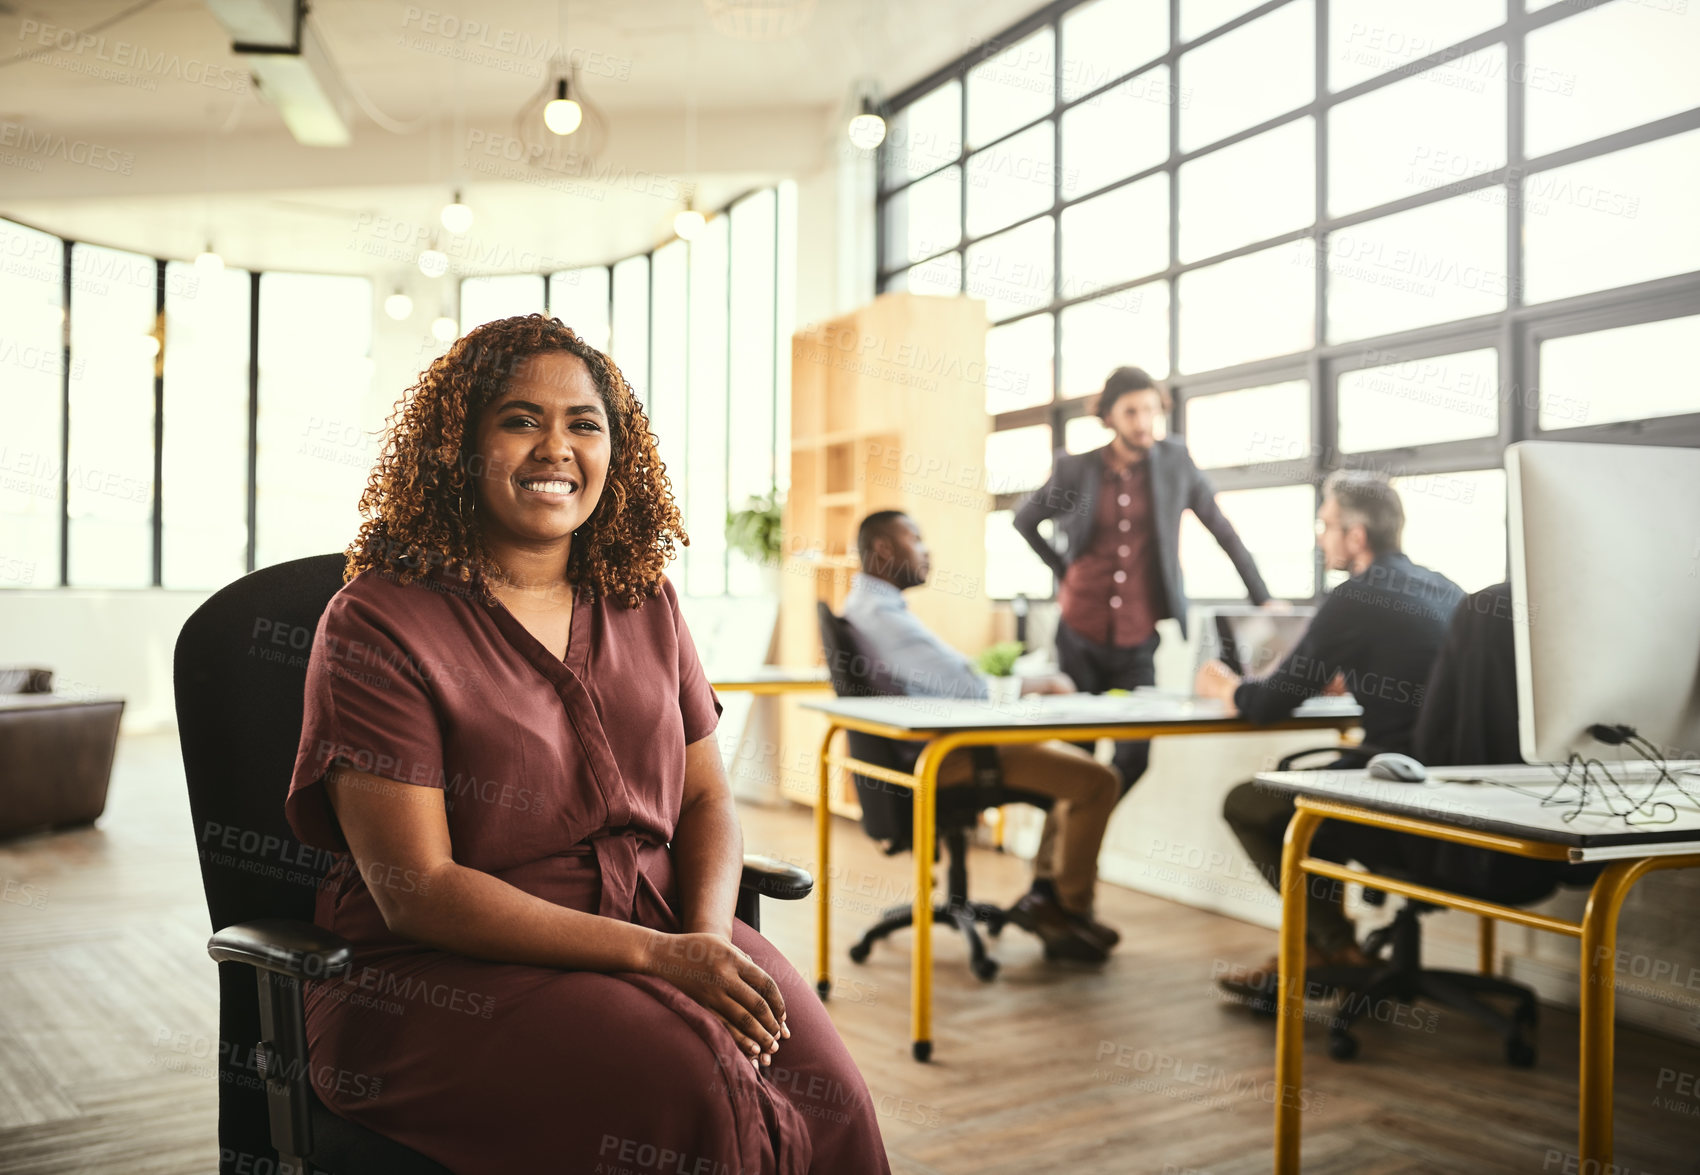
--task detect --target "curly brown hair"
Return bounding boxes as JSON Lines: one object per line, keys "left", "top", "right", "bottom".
{"left": 344, "top": 313, "right": 687, "bottom": 609}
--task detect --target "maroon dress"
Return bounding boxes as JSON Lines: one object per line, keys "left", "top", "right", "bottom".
{"left": 284, "top": 565, "right": 890, "bottom": 1175}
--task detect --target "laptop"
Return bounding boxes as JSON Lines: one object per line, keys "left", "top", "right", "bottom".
{"left": 1193, "top": 605, "right": 1316, "bottom": 681}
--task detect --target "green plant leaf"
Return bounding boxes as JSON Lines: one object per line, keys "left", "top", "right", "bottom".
{"left": 724, "top": 486, "right": 786, "bottom": 563}
{"left": 974, "top": 640, "right": 1024, "bottom": 678}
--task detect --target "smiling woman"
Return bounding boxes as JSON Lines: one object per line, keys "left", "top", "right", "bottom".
{"left": 345, "top": 313, "right": 682, "bottom": 609}
{"left": 284, "top": 314, "right": 891, "bottom": 1174}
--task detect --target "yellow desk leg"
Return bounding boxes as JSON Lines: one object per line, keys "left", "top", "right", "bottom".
{"left": 1576, "top": 853, "right": 1700, "bottom": 1165}
{"left": 1274, "top": 807, "right": 1324, "bottom": 1175}
{"left": 910, "top": 741, "right": 943, "bottom": 1062}
{"left": 1479, "top": 916, "right": 1496, "bottom": 976}
{"left": 1577, "top": 858, "right": 1646, "bottom": 1166}
{"left": 815, "top": 723, "right": 837, "bottom": 1000}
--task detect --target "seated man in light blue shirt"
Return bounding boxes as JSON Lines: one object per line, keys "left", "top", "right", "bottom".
{"left": 842, "top": 510, "right": 1122, "bottom": 963}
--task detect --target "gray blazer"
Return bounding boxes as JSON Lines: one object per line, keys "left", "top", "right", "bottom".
{"left": 1011, "top": 438, "right": 1270, "bottom": 639}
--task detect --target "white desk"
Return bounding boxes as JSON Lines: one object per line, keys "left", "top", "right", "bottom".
{"left": 1255, "top": 763, "right": 1700, "bottom": 861}
{"left": 802, "top": 691, "right": 1363, "bottom": 1061}
{"left": 1251, "top": 765, "right": 1700, "bottom": 1173}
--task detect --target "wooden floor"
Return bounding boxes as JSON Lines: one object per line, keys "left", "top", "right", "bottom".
{"left": 3, "top": 733, "right": 1698, "bottom": 1174}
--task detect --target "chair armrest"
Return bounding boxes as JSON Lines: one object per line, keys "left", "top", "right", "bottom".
{"left": 739, "top": 854, "right": 813, "bottom": 903}
{"left": 1275, "top": 744, "right": 1378, "bottom": 772}
{"left": 206, "top": 919, "right": 347, "bottom": 1163}
{"left": 207, "top": 918, "right": 353, "bottom": 980}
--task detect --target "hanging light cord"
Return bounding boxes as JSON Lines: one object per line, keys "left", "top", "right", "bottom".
{"left": 0, "top": 0, "right": 166, "bottom": 68}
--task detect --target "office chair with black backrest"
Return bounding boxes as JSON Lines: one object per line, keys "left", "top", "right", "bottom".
{"left": 815, "top": 601, "right": 1052, "bottom": 983}
{"left": 175, "top": 553, "right": 813, "bottom": 1175}
{"left": 1322, "top": 582, "right": 1607, "bottom": 1066}
{"left": 1264, "top": 584, "right": 1600, "bottom": 1067}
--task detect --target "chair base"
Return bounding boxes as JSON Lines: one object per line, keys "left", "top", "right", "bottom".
{"left": 1326, "top": 904, "right": 1540, "bottom": 1068}
{"left": 1327, "top": 964, "right": 1539, "bottom": 1067}
{"left": 848, "top": 898, "right": 1010, "bottom": 982}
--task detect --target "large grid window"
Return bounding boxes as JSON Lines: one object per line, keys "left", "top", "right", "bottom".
{"left": 459, "top": 274, "right": 544, "bottom": 334}
{"left": 878, "top": 0, "right": 1700, "bottom": 601}
{"left": 67, "top": 243, "right": 157, "bottom": 588}
{"left": 2, "top": 184, "right": 794, "bottom": 600}
{"left": 255, "top": 273, "right": 376, "bottom": 571}
{"left": 0, "top": 223, "right": 373, "bottom": 591}
{"left": 162, "top": 261, "right": 251, "bottom": 589}
{"left": 0, "top": 222, "right": 65, "bottom": 589}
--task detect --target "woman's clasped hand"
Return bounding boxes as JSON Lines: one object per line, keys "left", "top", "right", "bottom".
{"left": 643, "top": 930, "right": 791, "bottom": 1070}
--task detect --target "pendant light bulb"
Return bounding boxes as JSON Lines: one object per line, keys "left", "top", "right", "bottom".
{"left": 673, "top": 208, "right": 706, "bottom": 241}
{"left": 544, "top": 78, "right": 583, "bottom": 136}
{"left": 418, "top": 248, "right": 449, "bottom": 278}
{"left": 847, "top": 97, "right": 886, "bottom": 150}
{"left": 440, "top": 192, "right": 473, "bottom": 234}
{"left": 431, "top": 315, "right": 458, "bottom": 343}
{"left": 384, "top": 291, "right": 414, "bottom": 321}
{"left": 195, "top": 242, "right": 225, "bottom": 274}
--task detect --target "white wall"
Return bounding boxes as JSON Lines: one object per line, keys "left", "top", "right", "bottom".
{"left": 0, "top": 588, "right": 208, "bottom": 731}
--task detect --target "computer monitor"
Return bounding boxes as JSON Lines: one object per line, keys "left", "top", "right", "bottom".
{"left": 1195, "top": 605, "right": 1316, "bottom": 681}
{"left": 1506, "top": 440, "right": 1700, "bottom": 764}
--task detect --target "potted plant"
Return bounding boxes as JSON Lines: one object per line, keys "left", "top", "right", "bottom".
{"left": 975, "top": 640, "right": 1025, "bottom": 704}
{"left": 725, "top": 488, "right": 784, "bottom": 569}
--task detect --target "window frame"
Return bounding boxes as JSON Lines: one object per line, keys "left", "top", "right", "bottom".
{"left": 880, "top": 0, "right": 1700, "bottom": 602}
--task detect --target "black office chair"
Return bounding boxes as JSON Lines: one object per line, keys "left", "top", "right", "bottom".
{"left": 816, "top": 602, "right": 1052, "bottom": 984}
{"left": 1261, "top": 584, "right": 1599, "bottom": 1067}
{"left": 175, "top": 553, "right": 814, "bottom": 1175}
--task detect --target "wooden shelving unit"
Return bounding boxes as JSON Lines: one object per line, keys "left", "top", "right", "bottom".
{"left": 775, "top": 292, "right": 993, "bottom": 816}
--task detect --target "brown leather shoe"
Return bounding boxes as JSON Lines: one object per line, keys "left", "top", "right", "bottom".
{"left": 1216, "top": 943, "right": 1375, "bottom": 1008}
{"left": 1007, "top": 892, "right": 1109, "bottom": 964}
{"left": 1066, "top": 909, "right": 1121, "bottom": 951}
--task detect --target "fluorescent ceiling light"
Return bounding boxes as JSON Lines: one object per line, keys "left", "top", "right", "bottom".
{"left": 206, "top": 0, "right": 354, "bottom": 147}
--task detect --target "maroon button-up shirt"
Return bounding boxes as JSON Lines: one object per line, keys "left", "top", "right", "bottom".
{"left": 1058, "top": 451, "right": 1166, "bottom": 647}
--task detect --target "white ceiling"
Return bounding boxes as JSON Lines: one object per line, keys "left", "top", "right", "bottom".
{"left": 0, "top": 0, "right": 1039, "bottom": 273}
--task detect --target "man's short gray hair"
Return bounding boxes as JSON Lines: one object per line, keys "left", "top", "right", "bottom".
{"left": 1322, "top": 469, "right": 1404, "bottom": 555}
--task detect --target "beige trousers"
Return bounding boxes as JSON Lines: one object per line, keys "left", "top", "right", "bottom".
{"left": 934, "top": 740, "right": 1119, "bottom": 916}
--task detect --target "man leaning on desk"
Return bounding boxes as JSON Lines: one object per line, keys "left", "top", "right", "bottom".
{"left": 1193, "top": 470, "right": 1464, "bottom": 995}
{"left": 843, "top": 511, "right": 1122, "bottom": 963}
{"left": 1013, "top": 365, "right": 1279, "bottom": 798}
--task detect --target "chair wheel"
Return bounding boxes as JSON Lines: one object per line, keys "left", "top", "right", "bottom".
{"left": 1506, "top": 1036, "right": 1537, "bottom": 1068}
{"left": 972, "top": 957, "right": 1000, "bottom": 982}
{"left": 1327, "top": 1031, "right": 1359, "bottom": 1061}
{"left": 848, "top": 943, "right": 871, "bottom": 964}
{"left": 816, "top": 978, "right": 831, "bottom": 1000}
{"left": 912, "top": 1040, "right": 932, "bottom": 1062}
{"left": 985, "top": 913, "right": 1007, "bottom": 937}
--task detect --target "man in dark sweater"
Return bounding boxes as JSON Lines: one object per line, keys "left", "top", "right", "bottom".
{"left": 1195, "top": 470, "right": 1464, "bottom": 987}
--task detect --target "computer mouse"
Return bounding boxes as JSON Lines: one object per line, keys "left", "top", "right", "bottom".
{"left": 1365, "top": 752, "right": 1427, "bottom": 783}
